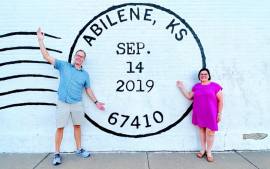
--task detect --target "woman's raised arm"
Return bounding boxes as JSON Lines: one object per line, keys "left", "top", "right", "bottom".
{"left": 176, "top": 81, "right": 194, "bottom": 100}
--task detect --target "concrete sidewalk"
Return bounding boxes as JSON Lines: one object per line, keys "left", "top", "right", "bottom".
{"left": 0, "top": 151, "right": 269, "bottom": 169}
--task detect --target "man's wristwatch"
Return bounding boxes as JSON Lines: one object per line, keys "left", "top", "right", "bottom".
{"left": 218, "top": 113, "right": 222, "bottom": 116}
{"left": 94, "top": 101, "right": 98, "bottom": 104}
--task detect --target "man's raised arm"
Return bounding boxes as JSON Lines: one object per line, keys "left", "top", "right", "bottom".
{"left": 37, "top": 27, "right": 55, "bottom": 65}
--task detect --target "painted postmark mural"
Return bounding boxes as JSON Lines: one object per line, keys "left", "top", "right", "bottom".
{"left": 69, "top": 3, "right": 206, "bottom": 137}
{"left": 1, "top": 1, "right": 269, "bottom": 153}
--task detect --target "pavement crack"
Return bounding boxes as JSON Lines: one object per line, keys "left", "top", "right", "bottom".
{"left": 33, "top": 153, "right": 50, "bottom": 169}
{"left": 234, "top": 151, "right": 259, "bottom": 169}
{"left": 146, "top": 152, "right": 150, "bottom": 169}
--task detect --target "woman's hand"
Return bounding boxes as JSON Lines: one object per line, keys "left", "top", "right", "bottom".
{"left": 217, "top": 115, "right": 221, "bottom": 123}
{"left": 176, "top": 81, "right": 184, "bottom": 89}
{"left": 176, "top": 81, "right": 194, "bottom": 100}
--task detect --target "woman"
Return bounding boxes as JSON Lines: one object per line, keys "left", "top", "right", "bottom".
{"left": 176, "top": 68, "right": 223, "bottom": 162}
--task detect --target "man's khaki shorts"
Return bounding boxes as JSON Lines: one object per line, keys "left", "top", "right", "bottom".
{"left": 55, "top": 100, "right": 85, "bottom": 128}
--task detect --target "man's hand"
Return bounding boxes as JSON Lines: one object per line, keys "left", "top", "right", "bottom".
{"left": 37, "top": 27, "right": 55, "bottom": 65}
{"left": 96, "top": 102, "right": 105, "bottom": 111}
{"left": 37, "top": 27, "right": 45, "bottom": 41}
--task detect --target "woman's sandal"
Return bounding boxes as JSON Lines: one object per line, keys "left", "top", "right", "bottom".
{"left": 197, "top": 151, "right": 206, "bottom": 158}
{"left": 207, "top": 154, "right": 214, "bottom": 162}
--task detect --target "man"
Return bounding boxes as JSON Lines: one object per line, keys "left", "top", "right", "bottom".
{"left": 37, "top": 28, "right": 105, "bottom": 165}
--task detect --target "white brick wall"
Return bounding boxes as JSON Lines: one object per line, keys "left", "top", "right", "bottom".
{"left": 0, "top": 0, "right": 269, "bottom": 153}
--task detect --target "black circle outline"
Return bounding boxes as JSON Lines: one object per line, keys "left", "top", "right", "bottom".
{"left": 84, "top": 103, "right": 193, "bottom": 138}
{"left": 69, "top": 3, "right": 206, "bottom": 138}
{"left": 68, "top": 3, "right": 206, "bottom": 66}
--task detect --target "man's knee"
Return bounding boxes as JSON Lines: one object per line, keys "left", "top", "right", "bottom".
{"left": 56, "top": 127, "right": 64, "bottom": 133}
{"left": 73, "top": 125, "right": 81, "bottom": 129}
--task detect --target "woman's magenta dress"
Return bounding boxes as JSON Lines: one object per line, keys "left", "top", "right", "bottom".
{"left": 192, "top": 82, "right": 222, "bottom": 131}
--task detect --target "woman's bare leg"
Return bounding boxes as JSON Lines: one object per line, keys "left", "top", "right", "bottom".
{"left": 199, "top": 127, "right": 206, "bottom": 152}
{"left": 206, "top": 128, "right": 215, "bottom": 155}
